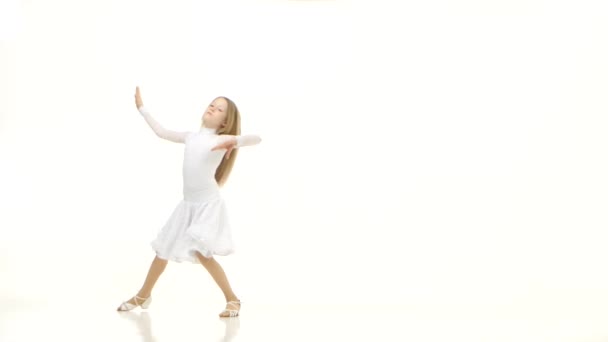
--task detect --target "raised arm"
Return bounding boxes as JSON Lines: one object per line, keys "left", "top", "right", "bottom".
{"left": 138, "top": 106, "right": 190, "bottom": 143}
{"left": 135, "top": 86, "right": 189, "bottom": 144}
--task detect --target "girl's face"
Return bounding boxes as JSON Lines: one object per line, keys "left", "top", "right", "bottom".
{"left": 202, "top": 97, "right": 229, "bottom": 129}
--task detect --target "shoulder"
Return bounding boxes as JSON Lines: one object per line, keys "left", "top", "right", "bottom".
{"left": 185, "top": 131, "right": 197, "bottom": 141}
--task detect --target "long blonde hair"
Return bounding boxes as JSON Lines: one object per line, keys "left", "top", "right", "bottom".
{"left": 214, "top": 96, "right": 241, "bottom": 186}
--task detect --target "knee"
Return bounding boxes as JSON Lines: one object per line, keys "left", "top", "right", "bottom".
{"left": 154, "top": 255, "right": 169, "bottom": 267}
{"left": 195, "top": 251, "right": 213, "bottom": 263}
{"left": 154, "top": 255, "right": 168, "bottom": 263}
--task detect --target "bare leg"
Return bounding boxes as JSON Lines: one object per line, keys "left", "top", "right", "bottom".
{"left": 195, "top": 252, "right": 240, "bottom": 316}
{"left": 138, "top": 255, "right": 168, "bottom": 297}
{"left": 119, "top": 255, "right": 168, "bottom": 309}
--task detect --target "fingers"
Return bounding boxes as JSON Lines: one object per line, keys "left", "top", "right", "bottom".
{"left": 211, "top": 145, "right": 225, "bottom": 151}
{"left": 135, "top": 86, "right": 144, "bottom": 108}
{"left": 211, "top": 141, "right": 236, "bottom": 158}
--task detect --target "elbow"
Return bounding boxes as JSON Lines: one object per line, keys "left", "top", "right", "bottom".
{"left": 153, "top": 129, "right": 168, "bottom": 140}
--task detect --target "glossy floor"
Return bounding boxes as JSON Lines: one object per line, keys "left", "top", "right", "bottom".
{"left": 3, "top": 295, "right": 608, "bottom": 341}
{"left": 2, "top": 241, "right": 608, "bottom": 342}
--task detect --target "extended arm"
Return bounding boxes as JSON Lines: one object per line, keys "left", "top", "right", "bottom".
{"left": 235, "top": 134, "right": 262, "bottom": 148}
{"left": 134, "top": 86, "right": 189, "bottom": 144}
{"left": 215, "top": 134, "right": 262, "bottom": 148}
{"left": 211, "top": 134, "right": 261, "bottom": 159}
{"left": 138, "top": 106, "right": 190, "bottom": 144}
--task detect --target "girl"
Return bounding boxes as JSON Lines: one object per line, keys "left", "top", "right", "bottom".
{"left": 117, "top": 87, "right": 261, "bottom": 317}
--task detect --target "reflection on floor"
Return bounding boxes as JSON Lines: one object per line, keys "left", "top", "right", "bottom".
{"left": 2, "top": 298, "right": 608, "bottom": 342}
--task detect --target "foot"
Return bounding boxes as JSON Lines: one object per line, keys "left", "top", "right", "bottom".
{"left": 219, "top": 300, "right": 241, "bottom": 317}
{"left": 117, "top": 294, "right": 152, "bottom": 311}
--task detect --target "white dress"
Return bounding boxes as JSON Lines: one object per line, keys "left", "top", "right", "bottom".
{"left": 138, "top": 106, "right": 261, "bottom": 263}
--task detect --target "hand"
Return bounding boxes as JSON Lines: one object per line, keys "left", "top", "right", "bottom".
{"left": 211, "top": 137, "right": 237, "bottom": 159}
{"left": 135, "top": 86, "right": 144, "bottom": 109}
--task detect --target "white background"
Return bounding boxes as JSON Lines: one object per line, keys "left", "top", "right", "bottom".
{"left": 1, "top": 0, "right": 608, "bottom": 310}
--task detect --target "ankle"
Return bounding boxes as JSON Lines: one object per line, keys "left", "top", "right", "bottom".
{"left": 137, "top": 291, "right": 151, "bottom": 299}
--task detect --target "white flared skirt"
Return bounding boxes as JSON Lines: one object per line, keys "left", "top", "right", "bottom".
{"left": 150, "top": 196, "right": 233, "bottom": 263}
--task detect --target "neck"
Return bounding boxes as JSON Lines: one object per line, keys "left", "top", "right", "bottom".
{"left": 200, "top": 125, "right": 217, "bottom": 134}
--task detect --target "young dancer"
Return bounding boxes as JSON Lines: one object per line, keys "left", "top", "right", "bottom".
{"left": 117, "top": 87, "right": 261, "bottom": 317}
